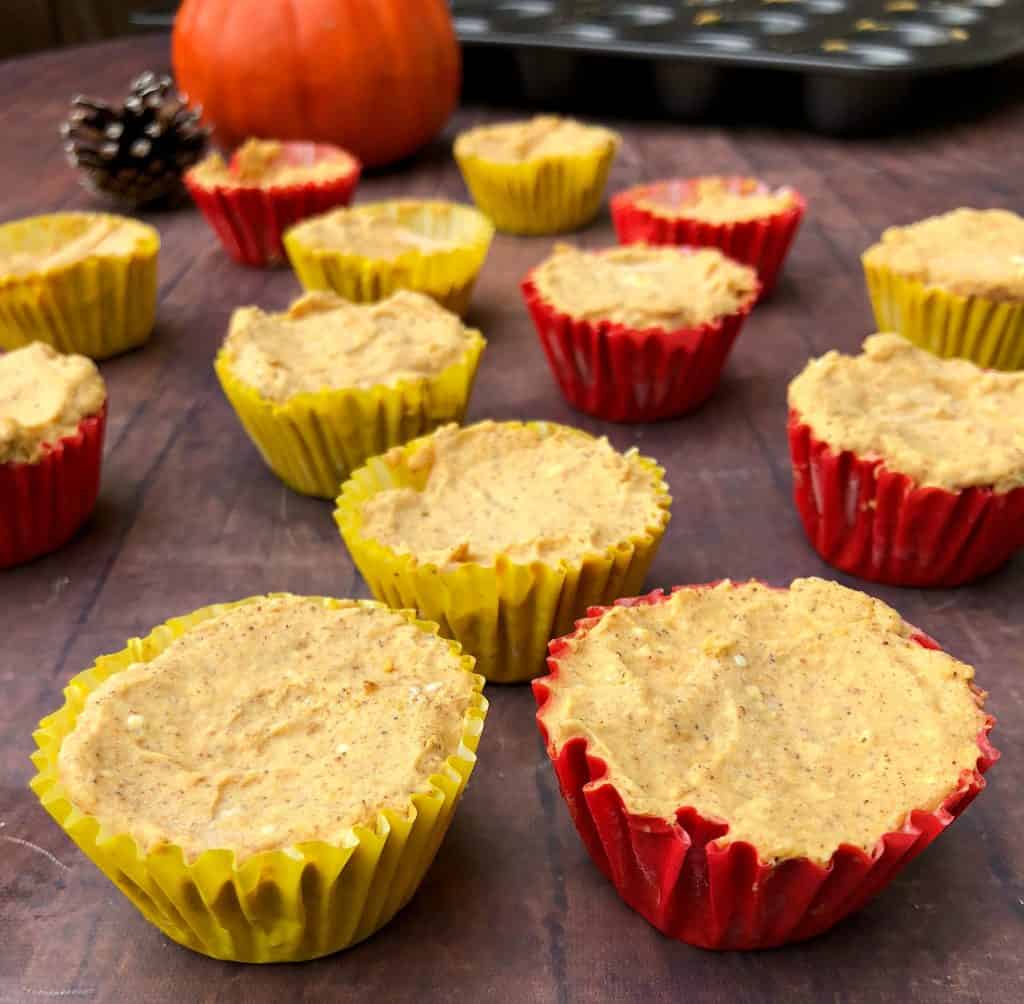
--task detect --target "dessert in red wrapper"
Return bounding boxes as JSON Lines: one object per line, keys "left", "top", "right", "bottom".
{"left": 1, "top": 342, "right": 107, "bottom": 567}
{"left": 1, "top": 406, "right": 106, "bottom": 568}
{"left": 788, "top": 334, "right": 1024, "bottom": 587}
{"left": 186, "top": 139, "right": 361, "bottom": 267}
{"left": 611, "top": 176, "right": 805, "bottom": 297}
{"left": 521, "top": 243, "right": 760, "bottom": 423}
{"left": 534, "top": 580, "right": 998, "bottom": 950}
{"left": 789, "top": 412, "right": 1024, "bottom": 587}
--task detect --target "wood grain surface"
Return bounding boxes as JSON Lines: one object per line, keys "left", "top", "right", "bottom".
{"left": 1, "top": 35, "right": 1022, "bottom": 1004}
{"left": 0, "top": 2, "right": 156, "bottom": 59}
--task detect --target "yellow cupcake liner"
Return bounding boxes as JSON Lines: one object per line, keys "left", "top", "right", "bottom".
{"left": 334, "top": 421, "right": 672, "bottom": 684}
{"left": 284, "top": 200, "right": 494, "bottom": 317}
{"left": 863, "top": 259, "right": 1024, "bottom": 370}
{"left": 30, "top": 595, "right": 488, "bottom": 963}
{"left": 454, "top": 137, "right": 619, "bottom": 236}
{"left": 214, "top": 330, "right": 486, "bottom": 499}
{"left": 0, "top": 213, "right": 159, "bottom": 359}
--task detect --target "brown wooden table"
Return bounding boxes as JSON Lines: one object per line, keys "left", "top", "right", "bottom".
{"left": 2, "top": 35, "right": 1022, "bottom": 1004}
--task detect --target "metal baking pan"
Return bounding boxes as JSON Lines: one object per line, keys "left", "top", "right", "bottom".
{"left": 452, "top": 0, "right": 1024, "bottom": 75}
{"left": 454, "top": 1, "right": 1024, "bottom": 130}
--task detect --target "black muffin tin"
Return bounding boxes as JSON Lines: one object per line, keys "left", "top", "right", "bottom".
{"left": 452, "top": 0, "right": 1023, "bottom": 74}
{"left": 453, "top": 0, "right": 1024, "bottom": 129}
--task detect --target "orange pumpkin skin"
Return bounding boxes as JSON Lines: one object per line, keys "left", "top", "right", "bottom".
{"left": 172, "top": 0, "right": 461, "bottom": 168}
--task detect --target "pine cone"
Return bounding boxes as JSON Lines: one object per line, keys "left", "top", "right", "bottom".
{"left": 61, "top": 72, "right": 210, "bottom": 208}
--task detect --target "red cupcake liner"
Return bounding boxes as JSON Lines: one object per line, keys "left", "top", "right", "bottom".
{"left": 788, "top": 410, "right": 1024, "bottom": 587}
{"left": 520, "top": 268, "right": 759, "bottom": 423}
{"left": 0, "top": 404, "right": 106, "bottom": 569}
{"left": 610, "top": 178, "right": 805, "bottom": 297}
{"left": 533, "top": 584, "right": 998, "bottom": 950}
{"left": 185, "top": 142, "right": 361, "bottom": 267}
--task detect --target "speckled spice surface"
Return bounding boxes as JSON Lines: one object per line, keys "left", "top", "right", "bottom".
{"left": 1, "top": 35, "right": 1022, "bottom": 1004}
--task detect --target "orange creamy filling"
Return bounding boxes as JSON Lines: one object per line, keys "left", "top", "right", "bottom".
{"left": 455, "top": 115, "right": 619, "bottom": 164}
{"left": 287, "top": 202, "right": 468, "bottom": 259}
{"left": 358, "top": 421, "right": 668, "bottom": 566}
{"left": 0, "top": 342, "right": 105, "bottom": 464}
{"left": 58, "top": 596, "right": 476, "bottom": 860}
{"left": 223, "top": 289, "right": 481, "bottom": 401}
{"left": 789, "top": 333, "right": 1024, "bottom": 491}
{"left": 862, "top": 207, "right": 1024, "bottom": 301}
{"left": 0, "top": 213, "right": 148, "bottom": 277}
{"left": 635, "top": 177, "right": 797, "bottom": 224}
{"left": 532, "top": 243, "right": 758, "bottom": 329}
{"left": 190, "top": 138, "right": 357, "bottom": 189}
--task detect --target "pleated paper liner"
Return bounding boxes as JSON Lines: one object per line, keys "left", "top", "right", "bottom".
{"left": 534, "top": 586, "right": 999, "bottom": 950}
{"left": 863, "top": 260, "right": 1024, "bottom": 370}
{"left": 0, "top": 404, "right": 106, "bottom": 569}
{"left": 30, "top": 595, "right": 488, "bottom": 963}
{"left": 185, "top": 142, "right": 362, "bottom": 268}
{"left": 788, "top": 410, "right": 1024, "bottom": 587}
{"left": 334, "top": 421, "right": 672, "bottom": 683}
{"left": 454, "top": 135, "right": 619, "bottom": 235}
{"left": 0, "top": 213, "right": 158, "bottom": 359}
{"left": 610, "top": 178, "right": 805, "bottom": 298}
{"left": 284, "top": 200, "right": 495, "bottom": 317}
{"left": 215, "top": 330, "right": 486, "bottom": 499}
{"left": 520, "top": 270, "right": 759, "bottom": 422}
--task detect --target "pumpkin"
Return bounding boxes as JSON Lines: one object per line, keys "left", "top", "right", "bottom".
{"left": 172, "top": 0, "right": 461, "bottom": 168}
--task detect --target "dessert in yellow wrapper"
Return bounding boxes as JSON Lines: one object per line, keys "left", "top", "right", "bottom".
{"left": 284, "top": 199, "right": 494, "bottom": 316}
{"left": 454, "top": 115, "right": 620, "bottom": 235}
{"left": 334, "top": 420, "right": 672, "bottom": 683}
{"left": 862, "top": 208, "right": 1024, "bottom": 370}
{"left": 215, "top": 290, "right": 486, "bottom": 498}
{"left": 30, "top": 594, "right": 488, "bottom": 963}
{"left": 0, "top": 212, "right": 159, "bottom": 358}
